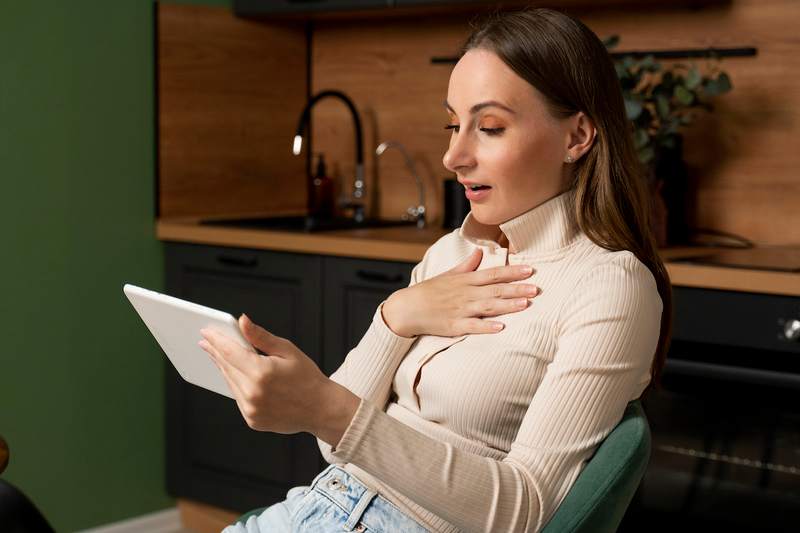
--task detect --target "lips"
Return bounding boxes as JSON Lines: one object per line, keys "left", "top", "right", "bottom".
{"left": 460, "top": 181, "right": 492, "bottom": 190}
{"left": 464, "top": 185, "right": 492, "bottom": 201}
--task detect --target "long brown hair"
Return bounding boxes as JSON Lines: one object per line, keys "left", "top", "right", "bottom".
{"left": 461, "top": 7, "right": 672, "bottom": 395}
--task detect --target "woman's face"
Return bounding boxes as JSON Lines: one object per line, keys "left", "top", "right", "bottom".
{"left": 443, "top": 48, "right": 579, "bottom": 226}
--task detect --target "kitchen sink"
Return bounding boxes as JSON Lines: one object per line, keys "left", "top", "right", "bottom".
{"left": 199, "top": 215, "right": 418, "bottom": 232}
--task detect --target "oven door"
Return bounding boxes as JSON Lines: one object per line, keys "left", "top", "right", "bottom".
{"left": 620, "top": 288, "right": 800, "bottom": 532}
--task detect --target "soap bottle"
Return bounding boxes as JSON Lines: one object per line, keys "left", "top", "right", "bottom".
{"left": 310, "top": 153, "right": 334, "bottom": 219}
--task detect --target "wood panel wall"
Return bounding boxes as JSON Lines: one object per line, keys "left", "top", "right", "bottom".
{"left": 158, "top": 3, "right": 308, "bottom": 219}
{"left": 158, "top": 1, "right": 800, "bottom": 246}
{"left": 311, "top": 0, "right": 800, "bottom": 244}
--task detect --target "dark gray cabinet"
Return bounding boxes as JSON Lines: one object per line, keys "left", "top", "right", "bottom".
{"left": 321, "top": 256, "right": 414, "bottom": 375}
{"left": 164, "top": 242, "right": 413, "bottom": 512}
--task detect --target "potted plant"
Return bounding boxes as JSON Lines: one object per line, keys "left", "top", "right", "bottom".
{"left": 604, "top": 35, "right": 733, "bottom": 247}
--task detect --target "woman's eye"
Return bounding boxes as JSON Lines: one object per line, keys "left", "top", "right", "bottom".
{"left": 443, "top": 124, "right": 504, "bottom": 136}
{"left": 480, "top": 127, "right": 505, "bottom": 136}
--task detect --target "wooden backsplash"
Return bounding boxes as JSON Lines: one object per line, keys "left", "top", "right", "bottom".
{"left": 159, "top": 1, "right": 800, "bottom": 245}
{"left": 158, "top": 4, "right": 308, "bottom": 219}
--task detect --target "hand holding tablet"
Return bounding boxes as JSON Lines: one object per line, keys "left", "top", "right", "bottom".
{"left": 123, "top": 283, "right": 253, "bottom": 399}
{"left": 123, "top": 283, "right": 360, "bottom": 442}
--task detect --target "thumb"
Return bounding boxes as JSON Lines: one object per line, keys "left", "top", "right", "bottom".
{"left": 446, "top": 248, "right": 482, "bottom": 274}
{"left": 239, "top": 313, "right": 284, "bottom": 356}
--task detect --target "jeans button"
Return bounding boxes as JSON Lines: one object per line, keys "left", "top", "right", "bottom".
{"left": 355, "top": 523, "right": 366, "bottom": 532}
{"left": 327, "top": 477, "right": 341, "bottom": 490}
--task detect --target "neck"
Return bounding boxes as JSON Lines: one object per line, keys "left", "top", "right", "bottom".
{"left": 496, "top": 231, "right": 515, "bottom": 253}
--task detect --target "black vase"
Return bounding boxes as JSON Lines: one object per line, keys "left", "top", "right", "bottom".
{"left": 653, "top": 137, "right": 691, "bottom": 245}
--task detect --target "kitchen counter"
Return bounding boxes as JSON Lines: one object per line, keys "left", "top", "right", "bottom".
{"left": 156, "top": 218, "right": 800, "bottom": 297}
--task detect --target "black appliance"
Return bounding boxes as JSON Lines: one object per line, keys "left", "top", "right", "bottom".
{"left": 619, "top": 286, "right": 800, "bottom": 532}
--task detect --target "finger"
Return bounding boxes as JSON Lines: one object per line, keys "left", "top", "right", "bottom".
{"left": 213, "top": 357, "right": 254, "bottom": 422}
{"left": 199, "top": 339, "right": 250, "bottom": 400}
{"left": 457, "top": 318, "right": 506, "bottom": 335}
{"left": 200, "top": 327, "right": 260, "bottom": 375}
{"left": 444, "top": 248, "right": 482, "bottom": 275}
{"left": 467, "top": 296, "right": 531, "bottom": 318}
{"left": 239, "top": 314, "right": 292, "bottom": 358}
{"left": 479, "top": 282, "right": 540, "bottom": 301}
{"left": 470, "top": 263, "right": 535, "bottom": 286}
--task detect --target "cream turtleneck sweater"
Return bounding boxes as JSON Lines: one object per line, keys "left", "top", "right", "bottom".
{"left": 317, "top": 188, "right": 663, "bottom": 532}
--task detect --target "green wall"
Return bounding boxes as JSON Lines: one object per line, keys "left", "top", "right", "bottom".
{"left": 0, "top": 1, "right": 198, "bottom": 530}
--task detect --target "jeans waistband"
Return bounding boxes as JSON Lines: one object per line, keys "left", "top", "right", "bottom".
{"left": 308, "top": 465, "right": 427, "bottom": 532}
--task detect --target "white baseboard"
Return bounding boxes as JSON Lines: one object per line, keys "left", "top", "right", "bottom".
{"left": 75, "top": 507, "right": 182, "bottom": 533}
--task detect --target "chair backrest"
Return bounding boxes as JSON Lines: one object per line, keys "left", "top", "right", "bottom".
{"left": 541, "top": 400, "right": 651, "bottom": 533}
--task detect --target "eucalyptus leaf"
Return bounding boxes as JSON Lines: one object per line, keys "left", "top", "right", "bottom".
{"left": 634, "top": 128, "right": 650, "bottom": 148}
{"left": 611, "top": 36, "right": 732, "bottom": 179}
{"left": 661, "top": 136, "right": 677, "bottom": 149}
{"left": 603, "top": 35, "right": 620, "bottom": 49}
{"left": 686, "top": 67, "right": 701, "bottom": 89}
{"left": 639, "top": 145, "right": 656, "bottom": 165}
{"left": 640, "top": 54, "right": 661, "bottom": 72}
{"left": 656, "top": 95, "right": 670, "bottom": 119}
{"left": 625, "top": 97, "right": 643, "bottom": 120}
{"left": 674, "top": 85, "right": 694, "bottom": 105}
{"left": 704, "top": 78, "right": 721, "bottom": 96}
{"left": 622, "top": 56, "right": 636, "bottom": 70}
{"left": 717, "top": 72, "right": 732, "bottom": 92}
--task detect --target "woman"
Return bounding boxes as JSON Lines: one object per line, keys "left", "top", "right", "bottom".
{"left": 203, "top": 7, "right": 672, "bottom": 532}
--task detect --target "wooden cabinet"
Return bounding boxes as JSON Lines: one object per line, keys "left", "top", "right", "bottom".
{"left": 164, "top": 242, "right": 413, "bottom": 512}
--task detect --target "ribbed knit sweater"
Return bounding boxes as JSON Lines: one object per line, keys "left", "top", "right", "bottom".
{"left": 317, "top": 188, "right": 663, "bottom": 532}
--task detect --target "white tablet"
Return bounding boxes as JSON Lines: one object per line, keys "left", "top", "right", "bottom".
{"left": 123, "top": 283, "right": 254, "bottom": 399}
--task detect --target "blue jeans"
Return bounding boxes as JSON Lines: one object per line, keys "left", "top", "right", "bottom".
{"left": 222, "top": 465, "right": 430, "bottom": 532}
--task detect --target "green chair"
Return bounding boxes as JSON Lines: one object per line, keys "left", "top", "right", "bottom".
{"left": 540, "top": 399, "right": 650, "bottom": 532}
{"left": 236, "top": 400, "right": 650, "bottom": 532}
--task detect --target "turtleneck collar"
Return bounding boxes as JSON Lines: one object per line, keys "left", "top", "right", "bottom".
{"left": 457, "top": 188, "right": 581, "bottom": 255}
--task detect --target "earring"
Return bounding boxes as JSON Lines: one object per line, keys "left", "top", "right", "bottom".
{"left": 565, "top": 155, "right": 574, "bottom": 163}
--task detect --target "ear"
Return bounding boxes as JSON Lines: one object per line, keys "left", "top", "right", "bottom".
{"left": 564, "top": 112, "right": 596, "bottom": 162}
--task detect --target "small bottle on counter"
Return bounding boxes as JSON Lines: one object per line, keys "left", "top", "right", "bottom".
{"left": 309, "top": 153, "right": 335, "bottom": 220}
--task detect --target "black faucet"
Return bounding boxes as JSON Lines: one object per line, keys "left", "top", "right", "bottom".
{"left": 293, "top": 90, "right": 366, "bottom": 222}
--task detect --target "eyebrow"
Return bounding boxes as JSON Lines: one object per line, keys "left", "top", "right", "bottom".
{"left": 443, "top": 99, "right": 516, "bottom": 115}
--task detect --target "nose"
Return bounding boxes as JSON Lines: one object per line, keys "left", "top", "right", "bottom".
{"left": 442, "top": 130, "right": 477, "bottom": 174}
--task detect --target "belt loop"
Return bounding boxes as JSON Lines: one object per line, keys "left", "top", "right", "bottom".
{"left": 310, "top": 464, "right": 336, "bottom": 490}
{"left": 342, "top": 487, "right": 377, "bottom": 531}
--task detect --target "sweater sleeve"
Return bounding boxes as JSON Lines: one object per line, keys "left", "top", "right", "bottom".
{"left": 317, "top": 246, "right": 433, "bottom": 464}
{"left": 327, "top": 252, "right": 663, "bottom": 532}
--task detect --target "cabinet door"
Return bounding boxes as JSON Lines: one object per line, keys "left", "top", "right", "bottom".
{"left": 322, "top": 256, "right": 414, "bottom": 376}
{"left": 164, "top": 243, "right": 323, "bottom": 512}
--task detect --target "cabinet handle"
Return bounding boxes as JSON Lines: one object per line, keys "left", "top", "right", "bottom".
{"left": 217, "top": 254, "right": 259, "bottom": 268}
{"left": 356, "top": 270, "right": 404, "bottom": 284}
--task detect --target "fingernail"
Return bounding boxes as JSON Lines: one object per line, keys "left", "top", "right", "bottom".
{"left": 520, "top": 266, "right": 533, "bottom": 274}
{"left": 516, "top": 298, "right": 528, "bottom": 307}
{"left": 492, "top": 322, "right": 504, "bottom": 331}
